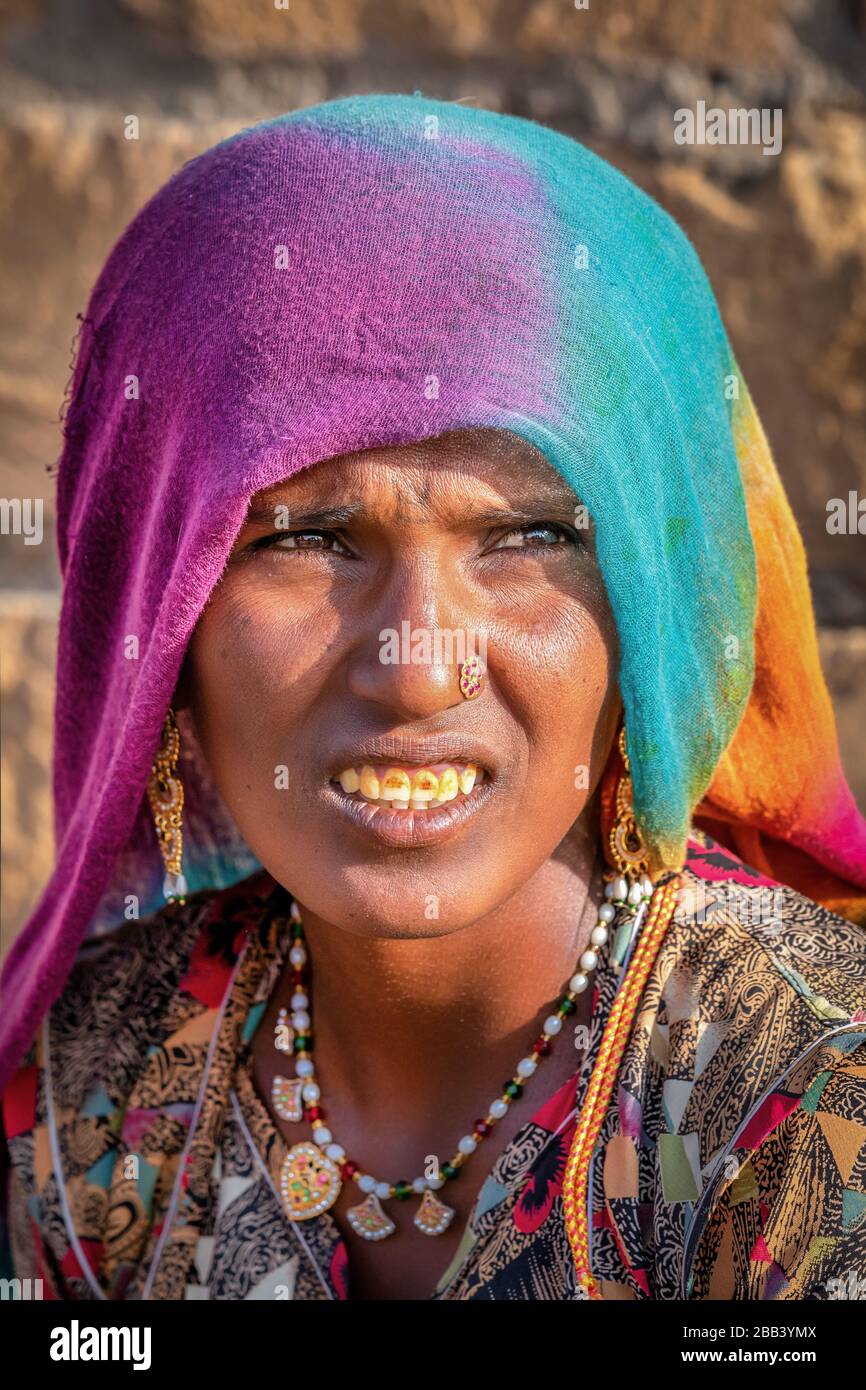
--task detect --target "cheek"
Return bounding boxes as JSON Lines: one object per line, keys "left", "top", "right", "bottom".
{"left": 184, "top": 584, "right": 341, "bottom": 786}
{"left": 496, "top": 594, "right": 619, "bottom": 803}
{"left": 189, "top": 572, "right": 351, "bottom": 708}
{"left": 548, "top": 612, "right": 617, "bottom": 754}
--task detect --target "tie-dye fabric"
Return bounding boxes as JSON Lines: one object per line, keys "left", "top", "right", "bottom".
{"left": 1, "top": 92, "right": 864, "bottom": 1093}
{"left": 2, "top": 835, "right": 865, "bottom": 1300}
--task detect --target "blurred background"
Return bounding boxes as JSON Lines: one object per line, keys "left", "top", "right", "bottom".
{"left": 1, "top": 0, "right": 865, "bottom": 955}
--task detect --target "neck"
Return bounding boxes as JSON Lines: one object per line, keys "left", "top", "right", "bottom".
{"left": 284, "top": 811, "right": 604, "bottom": 1120}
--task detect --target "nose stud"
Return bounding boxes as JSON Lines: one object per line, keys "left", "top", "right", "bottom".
{"left": 459, "top": 657, "right": 485, "bottom": 700}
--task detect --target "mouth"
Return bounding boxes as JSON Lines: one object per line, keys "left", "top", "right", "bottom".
{"left": 323, "top": 759, "right": 496, "bottom": 848}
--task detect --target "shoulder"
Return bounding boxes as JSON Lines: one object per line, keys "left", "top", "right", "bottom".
{"left": 0, "top": 869, "right": 281, "bottom": 1298}
{"left": 665, "top": 832, "right": 866, "bottom": 1030}
{"left": 4, "top": 869, "right": 279, "bottom": 1127}
{"left": 627, "top": 830, "right": 865, "bottom": 1198}
{"left": 621, "top": 833, "right": 866, "bottom": 1297}
{"left": 622, "top": 835, "right": 865, "bottom": 1141}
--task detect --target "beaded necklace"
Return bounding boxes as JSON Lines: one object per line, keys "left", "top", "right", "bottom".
{"left": 269, "top": 872, "right": 654, "bottom": 1241}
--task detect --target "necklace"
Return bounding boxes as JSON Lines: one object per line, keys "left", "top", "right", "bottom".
{"left": 268, "top": 871, "right": 654, "bottom": 1241}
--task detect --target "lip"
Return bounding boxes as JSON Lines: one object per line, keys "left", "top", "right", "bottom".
{"left": 321, "top": 775, "right": 497, "bottom": 849}
{"left": 327, "top": 733, "right": 500, "bottom": 781}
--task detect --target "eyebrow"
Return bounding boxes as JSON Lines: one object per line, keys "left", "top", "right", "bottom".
{"left": 243, "top": 503, "right": 364, "bottom": 529}
{"left": 243, "top": 495, "right": 585, "bottom": 532}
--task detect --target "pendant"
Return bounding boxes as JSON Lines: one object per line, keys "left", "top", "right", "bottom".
{"left": 279, "top": 1142, "right": 341, "bottom": 1221}
{"left": 272, "top": 1075, "right": 304, "bottom": 1123}
{"left": 346, "top": 1193, "right": 396, "bottom": 1241}
{"left": 414, "top": 1188, "right": 456, "bottom": 1236}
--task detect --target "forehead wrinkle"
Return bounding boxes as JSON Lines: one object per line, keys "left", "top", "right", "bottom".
{"left": 253, "top": 438, "right": 581, "bottom": 526}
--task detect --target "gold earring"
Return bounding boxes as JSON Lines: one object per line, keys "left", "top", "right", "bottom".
{"left": 458, "top": 656, "right": 485, "bottom": 700}
{"left": 607, "top": 726, "right": 653, "bottom": 910}
{"left": 147, "top": 706, "right": 187, "bottom": 903}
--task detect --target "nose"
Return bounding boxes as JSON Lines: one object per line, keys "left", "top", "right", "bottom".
{"left": 344, "top": 556, "right": 484, "bottom": 722}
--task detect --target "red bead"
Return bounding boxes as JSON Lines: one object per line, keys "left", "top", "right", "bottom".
{"left": 474, "top": 1119, "right": 491, "bottom": 1137}
{"left": 306, "top": 1105, "right": 322, "bottom": 1121}
{"left": 532, "top": 1038, "right": 551, "bottom": 1056}
{"left": 340, "top": 1160, "right": 359, "bottom": 1179}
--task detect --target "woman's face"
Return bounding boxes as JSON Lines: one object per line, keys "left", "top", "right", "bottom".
{"left": 183, "top": 429, "right": 621, "bottom": 938}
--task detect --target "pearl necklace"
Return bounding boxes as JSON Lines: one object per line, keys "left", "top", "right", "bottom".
{"left": 268, "top": 872, "right": 654, "bottom": 1241}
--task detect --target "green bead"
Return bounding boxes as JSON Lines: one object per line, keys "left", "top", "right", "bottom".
{"left": 292, "top": 1034, "right": 310, "bottom": 1051}
{"left": 291, "top": 922, "right": 304, "bottom": 939}
{"left": 394, "top": 1181, "right": 412, "bottom": 1201}
{"left": 442, "top": 1163, "right": 458, "bottom": 1180}
{"left": 505, "top": 1081, "right": 523, "bottom": 1099}
{"left": 560, "top": 998, "right": 577, "bottom": 1015}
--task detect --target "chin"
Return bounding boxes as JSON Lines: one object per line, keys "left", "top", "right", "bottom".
{"left": 272, "top": 847, "right": 501, "bottom": 941}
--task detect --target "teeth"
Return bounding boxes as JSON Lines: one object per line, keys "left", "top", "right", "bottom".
{"left": 359, "top": 765, "right": 381, "bottom": 800}
{"left": 409, "top": 768, "right": 439, "bottom": 801}
{"left": 381, "top": 767, "right": 412, "bottom": 801}
{"left": 437, "top": 768, "right": 459, "bottom": 802}
{"left": 336, "top": 761, "right": 486, "bottom": 808}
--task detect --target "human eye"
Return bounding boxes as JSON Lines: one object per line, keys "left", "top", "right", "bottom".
{"left": 488, "top": 521, "right": 583, "bottom": 552}
{"left": 249, "top": 529, "right": 353, "bottom": 558}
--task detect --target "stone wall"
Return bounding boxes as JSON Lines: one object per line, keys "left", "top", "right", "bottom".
{"left": 1, "top": 0, "right": 864, "bottom": 951}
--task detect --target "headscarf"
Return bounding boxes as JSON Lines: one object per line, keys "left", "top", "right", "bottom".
{"left": 1, "top": 93, "right": 864, "bottom": 1093}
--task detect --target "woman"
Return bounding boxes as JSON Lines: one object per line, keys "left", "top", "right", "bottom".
{"left": 1, "top": 93, "right": 865, "bottom": 1303}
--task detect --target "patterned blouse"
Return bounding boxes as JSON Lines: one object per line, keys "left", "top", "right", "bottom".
{"left": 2, "top": 832, "right": 865, "bottom": 1301}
